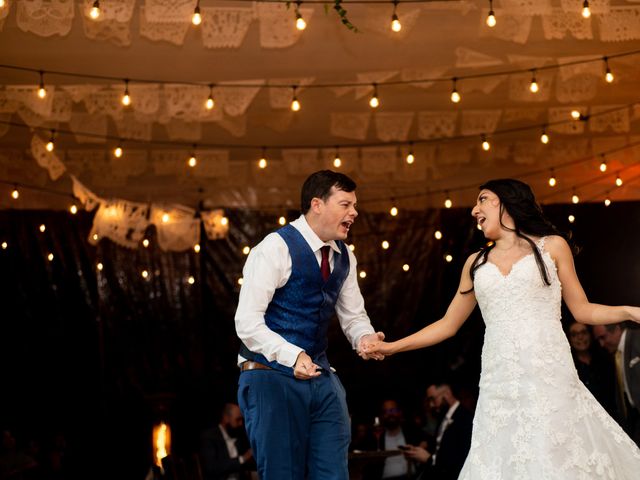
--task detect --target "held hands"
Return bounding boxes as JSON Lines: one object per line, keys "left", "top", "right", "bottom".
{"left": 357, "top": 332, "right": 387, "bottom": 360}
{"left": 293, "top": 351, "right": 322, "bottom": 380}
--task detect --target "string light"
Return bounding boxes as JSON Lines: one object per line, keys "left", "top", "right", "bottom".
{"left": 603, "top": 56, "right": 614, "bottom": 83}
{"left": 389, "top": 205, "right": 398, "bottom": 217}
{"left": 359, "top": 271, "right": 367, "bottom": 279}
{"left": 194, "top": 244, "right": 201, "bottom": 253}
{"left": 486, "top": 0, "right": 496, "bottom": 27}
{"left": 278, "top": 216, "right": 287, "bottom": 226}
{"left": 406, "top": 143, "right": 415, "bottom": 164}
{"left": 570, "top": 109, "right": 582, "bottom": 120}
{"left": 369, "top": 83, "right": 380, "bottom": 108}
{"left": 242, "top": 246, "right": 251, "bottom": 255}
{"left": 582, "top": 0, "right": 591, "bottom": 18}
{"left": 205, "top": 84, "right": 215, "bottom": 110}
{"left": 333, "top": 147, "right": 342, "bottom": 168}
{"left": 46, "top": 130, "right": 55, "bottom": 152}
{"left": 142, "top": 270, "right": 149, "bottom": 279}
{"left": 92, "top": 233, "right": 99, "bottom": 241}
{"left": 69, "top": 204, "right": 78, "bottom": 214}
{"left": 221, "top": 217, "right": 229, "bottom": 226}
{"left": 604, "top": 195, "right": 611, "bottom": 207}
{"left": 568, "top": 214, "right": 575, "bottom": 223}
{"left": 381, "top": 240, "right": 390, "bottom": 250}
{"left": 529, "top": 70, "right": 539, "bottom": 93}
{"left": 434, "top": 230, "right": 443, "bottom": 240}
{"left": 444, "top": 192, "right": 452, "bottom": 209}
{"left": 548, "top": 170, "right": 557, "bottom": 187}
{"left": 114, "top": 143, "right": 123, "bottom": 158}
{"left": 142, "top": 239, "right": 150, "bottom": 248}
{"left": 162, "top": 213, "right": 170, "bottom": 223}
{"left": 599, "top": 156, "right": 607, "bottom": 172}
{"left": 192, "top": 1, "right": 202, "bottom": 25}
{"left": 295, "top": 1, "right": 307, "bottom": 30}
{"left": 572, "top": 190, "right": 580, "bottom": 204}
{"left": 47, "top": 253, "right": 54, "bottom": 262}
{"left": 89, "top": 0, "right": 100, "bottom": 19}
{"left": 540, "top": 127, "right": 549, "bottom": 144}
{"left": 615, "top": 175, "right": 623, "bottom": 187}
{"left": 188, "top": 276, "right": 195, "bottom": 285}
{"left": 258, "top": 147, "right": 267, "bottom": 169}
{"left": 238, "top": 277, "right": 244, "bottom": 286}
{"left": 450, "top": 77, "right": 461, "bottom": 103}
{"left": 37, "top": 71, "right": 47, "bottom": 99}
{"left": 481, "top": 134, "right": 491, "bottom": 151}
{"left": 349, "top": 244, "right": 355, "bottom": 252}
{"left": 188, "top": 147, "right": 197, "bottom": 167}
{"left": 390, "top": 0, "right": 401, "bottom": 32}
{"left": 402, "top": 264, "right": 410, "bottom": 272}
{"left": 11, "top": 187, "right": 19, "bottom": 200}
{"left": 290, "top": 86, "right": 301, "bottom": 112}
{"left": 1, "top": 242, "right": 7, "bottom": 250}
{"left": 0, "top": 1, "right": 6, "bottom": 9}
{"left": 445, "top": 254, "right": 453, "bottom": 263}
{"left": 121, "top": 79, "right": 131, "bottom": 106}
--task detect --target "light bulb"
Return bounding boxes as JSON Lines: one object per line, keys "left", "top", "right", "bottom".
{"left": 444, "top": 198, "right": 452, "bottom": 209}
{"left": 604, "top": 198, "right": 611, "bottom": 207}
{"left": 572, "top": 193, "right": 579, "bottom": 204}
{"left": 349, "top": 244, "right": 355, "bottom": 252}
{"left": 205, "top": 96, "right": 214, "bottom": 110}
{"left": 445, "top": 254, "right": 453, "bottom": 263}
{"left": 258, "top": 157, "right": 267, "bottom": 169}
{"left": 333, "top": 152, "right": 341, "bottom": 168}
{"left": 188, "top": 276, "right": 195, "bottom": 285}
{"left": 38, "top": 85, "right": 46, "bottom": 99}
{"left": 11, "top": 189, "right": 19, "bottom": 200}
{"left": 450, "top": 89, "right": 460, "bottom": 103}
{"left": 434, "top": 230, "right": 442, "bottom": 240}
{"left": 69, "top": 204, "right": 78, "bottom": 214}
{"left": 90, "top": 0, "right": 100, "bottom": 19}
{"left": 391, "top": 14, "right": 402, "bottom": 32}
{"left": 359, "top": 271, "right": 367, "bottom": 279}
{"left": 605, "top": 70, "right": 614, "bottom": 83}
{"left": 568, "top": 215, "right": 575, "bottom": 223}
{"left": 296, "top": 12, "right": 306, "bottom": 30}
{"left": 381, "top": 240, "right": 390, "bottom": 250}
{"left": 369, "top": 94, "right": 379, "bottom": 108}
{"left": 162, "top": 213, "right": 170, "bottom": 223}
{"left": 194, "top": 244, "right": 201, "bottom": 253}
{"left": 114, "top": 145, "right": 123, "bottom": 158}
{"left": 616, "top": 176, "right": 623, "bottom": 187}
{"left": 406, "top": 150, "right": 415, "bottom": 164}
{"left": 142, "top": 270, "right": 149, "bottom": 279}
{"left": 486, "top": 11, "right": 496, "bottom": 27}
{"left": 46, "top": 139, "right": 54, "bottom": 152}
{"left": 540, "top": 132, "right": 549, "bottom": 144}
{"left": 548, "top": 175, "right": 557, "bottom": 187}
{"left": 221, "top": 217, "right": 228, "bottom": 226}
{"left": 529, "top": 76, "right": 539, "bottom": 93}
{"left": 242, "top": 246, "right": 250, "bottom": 255}
{"left": 238, "top": 277, "right": 244, "bottom": 286}
{"left": 122, "top": 80, "right": 131, "bottom": 106}
{"left": 0, "top": 0, "right": 6, "bottom": 8}
{"left": 278, "top": 216, "right": 286, "bottom": 226}
{"left": 192, "top": 6, "right": 202, "bottom": 25}
{"left": 599, "top": 160, "right": 607, "bottom": 172}
{"left": 93, "top": 234, "right": 99, "bottom": 241}
{"left": 582, "top": 0, "right": 591, "bottom": 18}
{"left": 188, "top": 154, "right": 197, "bottom": 167}
{"left": 97, "top": 262, "right": 103, "bottom": 271}
{"left": 402, "top": 264, "right": 410, "bottom": 272}
{"left": 571, "top": 110, "right": 581, "bottom": 120}
{"left": 390, "top": 206, "right": 398, "bottom": 217}
{"left": 291, "top": 97, "right": 301, "bottom": 112}
{"left": 142, "top": 239, "right": 150, "bottom": 248}
{"left": 481, "top": 136, "right": 491, "bottom": 151}
{"left": 47, "top": 253, "right": 54, "bottom": 262}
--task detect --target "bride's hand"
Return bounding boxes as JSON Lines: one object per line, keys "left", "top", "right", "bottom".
{"left": 361, "top": 340, "right": 395, "bottom": 356}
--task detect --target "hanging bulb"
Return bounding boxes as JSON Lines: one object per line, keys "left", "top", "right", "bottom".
{"left": 540, "top": 128, "right": 549, "bottom": 144}
{"left": 258, "top": 147, "right": 267, "bottom": 169}
{"left": 568, "top": 215, "right": 576, "bottom": 224}
{"left": 390, "top": 0, "right": 401, "bottom": 32}
{"left": 582, "top": 0, "right": 591, "bottom": 18}
{"left": 481, "top": 135, "right": 491, "bottom": 151}
{"left": 37, "top": 71, "right": 47, "bottom": 99}
{"left": 0, "top": 0, "right": 6, "bottom": 8}
{"left": 572, "top": 192, "right": 580, "bottom": 204}
{"left": 450, "top": 78, "right": 461, "bottom": 103}
{"left": 390, "top": 206, "right": 398, "bottom": 217}
{"left": 69, "top": 204, "right": 78, "bottom": 215}
{"left": 192, "top": 1, "right": 202, "bottom": 25}
{"left": 205, "top": 84, "right": 215, "bottom": 110}
{"left": 571, "top": 109, "right": 581, "bottom": 120}
{"left": 142, "top": 239, "right": 150, "bottom": 248}
{"left": 46, "top": 131, "right": 55, "bottom": 152}
{"left": 121, "top": 79, "right": 131, "bottom": 106}
{"left": 434, "top": 230, "right": 443, "bottom": 240}
{"left": 604, "top": 196, "right": 611, "bottom": 207}
{"left": 114, "top": 144, "right": 123, "bottom": 158}
{"left": 444, "top": 193, "right": 452, "bottom": 209}
{"left": 278, "top": 216, "right": 286, "bottom": 226}
{"left": 486, "top": 0, "right": 496, "bottom": 27}
{"left": 11, "top": 187, "right": 19, "bottom": 200}
{"left": 615, "top": 175, "right": 623, "bottom": 187}
{"left": 89, "top": 0, "right": 101, "bottom": 19}
{"left": 333, "top": 148, "right": 342, "bottom": 168}
{"left": 295, "top": 2, "right": 307, "bottom": 30}
{"left": 290, "top": 86, "right": 300, "bottom": 112}
{"left": 406, "top": 143, "right": 415, "bottom": 164}
{"left": 599, "top": 157, "right": 607, "bottom": 172}
{"left": 369, "top": 84, "right": 380, "bottom": 108}
{"left": 548, "top": 171, "right": 557, "bottom": 187}
{"left": 188, "top": 147, "right": 197, "bottom": 168}
{"left": 603, "top": 57, "right": 614, "bottom": 83}
{"left": 529, "top": 70, "right": 539, "bottom": 93}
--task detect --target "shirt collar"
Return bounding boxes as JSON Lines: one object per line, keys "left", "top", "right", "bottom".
{"left": 444, "top": 401, "right": 460, "bottom": 422}
{"left": 618, "top": 329, "right": 627, "bottom": 353}
{"left": 291, "top": 215, "right": 341, "bottom": 254}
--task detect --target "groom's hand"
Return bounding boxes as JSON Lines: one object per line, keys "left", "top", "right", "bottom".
{"left": 293, "top": 351, "right": 321, "bottom": 380}
{"left": 357, "top": 332, "right": 386, "bottom": 360}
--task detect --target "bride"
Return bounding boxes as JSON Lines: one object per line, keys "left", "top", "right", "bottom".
{"left": 363, "top": 179, "right": 640, "bottom": 479}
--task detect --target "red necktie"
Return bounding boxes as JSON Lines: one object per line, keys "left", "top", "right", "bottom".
{"left": 320, "top": 246, "right": 331, "bottom": 281}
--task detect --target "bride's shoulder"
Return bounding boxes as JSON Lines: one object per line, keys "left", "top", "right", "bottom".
{"left": 541, "top": 235, "right": 572, "bottom": 259}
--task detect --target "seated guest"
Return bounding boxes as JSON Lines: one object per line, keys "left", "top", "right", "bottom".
{"left": 403, "top": 384, "right": 473, "bottom": 480}
{"left": 567, "top": 321, "right": 616, "bottom": 415}
{"left": 199, "top": 403, "right": 253, "bottom": 480}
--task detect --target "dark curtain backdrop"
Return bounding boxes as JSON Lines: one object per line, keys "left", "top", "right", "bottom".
{"left": 1, "top": 201, "right": 639, "bottom": 478}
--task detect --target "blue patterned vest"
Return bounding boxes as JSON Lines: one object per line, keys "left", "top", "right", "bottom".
{"left": 240, "top": 224, "right": 350, "bottom": 375}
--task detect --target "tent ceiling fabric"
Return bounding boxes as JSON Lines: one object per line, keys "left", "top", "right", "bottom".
{"left": 1, "top": 0, "right": 640, "bottom": 211}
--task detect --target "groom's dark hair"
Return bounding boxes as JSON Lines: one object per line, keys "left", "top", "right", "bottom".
{"left": 301, "top": 170, "right": 356, "bottom": 214}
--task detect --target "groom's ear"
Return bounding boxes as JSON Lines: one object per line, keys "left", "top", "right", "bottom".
{"left": 310, "top": 197, "right": 323, "bottom": 214}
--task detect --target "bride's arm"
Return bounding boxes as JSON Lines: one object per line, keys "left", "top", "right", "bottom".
{"left": 547, "top": 235, "right": 640, "bottom": 325}
{"left": 363, "top": 253, "right": 478, "bottom": 356}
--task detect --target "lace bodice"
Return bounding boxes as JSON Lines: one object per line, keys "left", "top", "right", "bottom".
{"left": 459, "top": 238, "right": 640, "bottom": 480}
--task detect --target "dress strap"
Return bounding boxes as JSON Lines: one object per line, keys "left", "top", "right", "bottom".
{"left": 535, "top": 236, "right": 547, "bottom": 251}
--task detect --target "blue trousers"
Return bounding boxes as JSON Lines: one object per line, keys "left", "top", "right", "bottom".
{"left": 238, "top": 369, "right": 350, "bottom": 480}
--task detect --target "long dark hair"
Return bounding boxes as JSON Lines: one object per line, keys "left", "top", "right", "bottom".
{"left": 463, "top": 179, "right": 564, "bottom": 293}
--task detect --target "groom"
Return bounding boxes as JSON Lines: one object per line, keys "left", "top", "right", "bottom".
{"left": 235, "top": 170, "right": 385, "bottom": 479}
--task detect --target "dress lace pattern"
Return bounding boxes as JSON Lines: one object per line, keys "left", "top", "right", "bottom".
{"left": 459, "top": 238, "right": 640, "bottom": 479}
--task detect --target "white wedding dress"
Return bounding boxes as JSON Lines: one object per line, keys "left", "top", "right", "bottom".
{"left": 458, "top": 238, "right": 640, "bottom": 479}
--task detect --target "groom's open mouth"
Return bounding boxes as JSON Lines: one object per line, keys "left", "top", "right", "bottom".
{"left": 341, "top": 220, "right": 353, "bottom": 231}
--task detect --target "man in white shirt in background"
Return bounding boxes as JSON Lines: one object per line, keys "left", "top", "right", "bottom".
{"left": 235, "top": 170, "right": 385, "bottom": 480}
